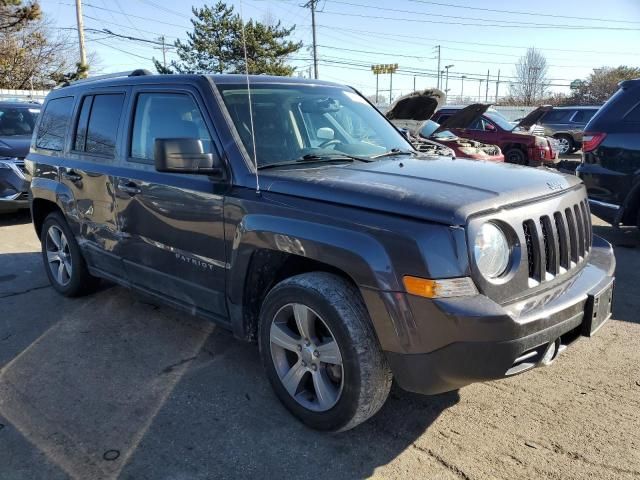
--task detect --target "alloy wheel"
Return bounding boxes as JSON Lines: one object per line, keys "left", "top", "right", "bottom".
{"left": 556, "top": 137, "right": 571, "bottom": 154}
{"left": 45, "top": 225, "right": 73, "bottom": 286}
{"left": 269, "top": 303, "right": 344, "bottom": 412}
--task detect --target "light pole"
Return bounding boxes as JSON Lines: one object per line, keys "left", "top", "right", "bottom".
{"left": 444, "top": 64, "right": 454, "bottom": 98}
{"left": 461, "top": 75, "right": 466, "bottom": 102}
{"left": 371, "top": 63, "right": 398, "bottom": 104}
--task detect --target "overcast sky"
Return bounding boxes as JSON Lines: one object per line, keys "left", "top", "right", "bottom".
{"left": 42, "top": 0, "right": 640, "bottom": 101}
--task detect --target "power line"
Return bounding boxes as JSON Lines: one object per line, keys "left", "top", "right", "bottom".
{"left": 327, "top": 0, "right": 640, "bottom": 30}
{"left": 318, "top": 25, "right": 640, "bottom": 57}
{"left": 405, "top": 0, "right": 640, "bottom": 25}
{"left": 318, "top": 8, "right": 640, "bottom": 31}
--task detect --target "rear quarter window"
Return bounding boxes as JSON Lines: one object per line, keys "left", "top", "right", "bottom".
{"left": 35, "top": 96, "right": 74, "bottom": 151}
{"left": 623, "top": 102, "right": 640, "bottom": 123}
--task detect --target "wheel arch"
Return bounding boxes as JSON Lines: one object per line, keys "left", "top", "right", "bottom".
{"left": 30, "top": 177, "right": 76, "bottom": 239}
{"left": 226, "top": 215, "right": 399, "bottom": 342}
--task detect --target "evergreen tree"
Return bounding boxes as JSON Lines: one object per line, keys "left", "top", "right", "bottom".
{"left": 154, "top": 2, "right": 301, "bottom": 76}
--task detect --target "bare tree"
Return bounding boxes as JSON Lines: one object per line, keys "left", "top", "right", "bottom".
{"left": 509, "top": 48, "right": 549, "bottom": 105}
{"left": 0, "top": 19, "right": 82, "bottom": 88}
{"left": 0, "top": 0, "right": 40, "bottom": 31}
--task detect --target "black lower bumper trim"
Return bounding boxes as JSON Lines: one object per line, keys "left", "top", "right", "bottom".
{"left": 386, "top": 309, "right": 585, "bottom": 395}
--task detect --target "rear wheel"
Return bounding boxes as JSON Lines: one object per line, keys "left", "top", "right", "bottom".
{"left": 41, "top": 212, "right": 100, "bottom": 297}
{"left": 259, "top": 272, "right": 392, "bottom": 431}
{"left": 554, "top": 134, "right": 574, "bottom": 155}
{"left": 505, "top": 148, "right": 528, "bottom": 165}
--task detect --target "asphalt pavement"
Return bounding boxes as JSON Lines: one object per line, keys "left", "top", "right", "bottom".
{"left": 0, "top": 210, "right": 639, "bottom": 480}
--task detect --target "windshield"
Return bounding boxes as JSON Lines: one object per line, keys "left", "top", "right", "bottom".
{"left": 0, "top": 106, "right": 40, "bottom": 136}
{"left": 217, "top": 84, "right": 412, "bottom": 167}
{"left": 485, "top": 111, "right": 514, "bottom": 131}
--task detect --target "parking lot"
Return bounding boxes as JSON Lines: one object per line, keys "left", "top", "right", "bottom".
{"left": 0, "top": 208, "right": 638, "bottom": 480}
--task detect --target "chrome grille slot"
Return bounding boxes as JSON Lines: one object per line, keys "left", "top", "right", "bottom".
{"left": 565, "top": 208, "right": 579, "bottom": 264}
{"left": 554, "top": 212, "right": 569, "bottom": 270}
{"left": 522, "top": 220, "right": 538, "bottom": 281}
{"left": 580, "top": 200, "right": 592, "bottom": 249}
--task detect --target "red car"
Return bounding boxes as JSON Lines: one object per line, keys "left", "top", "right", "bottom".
{"left": 386, "top": 90, "right": 504, "bottom": 162}
{"left": 431, "top": 105, "right": 560, "bottom": 166}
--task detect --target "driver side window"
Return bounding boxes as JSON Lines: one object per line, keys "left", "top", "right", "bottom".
{"left": 130, "top": 92, "right": 212, "bottom": 163}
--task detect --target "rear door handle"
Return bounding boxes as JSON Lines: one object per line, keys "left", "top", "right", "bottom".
{"left": 117, "top": 180, "right": 141, "bottom": 196}
{"left": 61, "top": 170, "right": 82, "bottom": 182}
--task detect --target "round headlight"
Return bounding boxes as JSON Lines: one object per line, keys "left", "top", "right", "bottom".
{"left": 474, "top": 223, "right": 510, "bottom": 279}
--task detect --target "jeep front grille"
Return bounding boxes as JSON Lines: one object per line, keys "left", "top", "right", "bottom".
{"left": 522, "top": 199, "right": 592, "bottom": 283}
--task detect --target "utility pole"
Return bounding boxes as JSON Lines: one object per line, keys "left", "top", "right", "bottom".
{"left": 444, "top": 64, "right": 454, "bottom": 98}
{"left": 478, "top": 79, "right": 484, "bottom": 102}
{"left": 495, "top": 69, "right": 501, "bottom": 103}
{"left": 485, "top": 70, "right": 490, "bottom": 102}
{"left": 159, "top": 35, "right": 167, "bottom": 68}
{"left": 304, "top": 0, "right": 319, "bottom": 79}
{"left": 413, "top": 75, "right": 416, "bottom": 92}
{"left": 75, "top": 0, "right": 87, "bottom": 68}
{"left": 461, "top": 75, "right": 466, "bottom": 102}
{"left": 435, "top": 45, "right": 441, "bottom": 89}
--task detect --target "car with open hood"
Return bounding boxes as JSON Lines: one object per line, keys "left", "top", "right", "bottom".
{"left": 385, "top": 89, "right": 503, "bottom": 162}
{"left": 0, "top": 101, "right": 40, "bottom": 212}
{"left": 518, "top": 105, "right": 600, "bottom": 154}
{"left": 432, "top": 104, "right": 559, "bottom": 166}
{"left": 28, "top": 71, "right": 614, "bottom": 432}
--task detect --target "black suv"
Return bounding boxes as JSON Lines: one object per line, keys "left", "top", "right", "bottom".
{"left": 577, "top": 79, "right": 640, "bottom": 227}
{"left": 29, "top": 71, "right": 615, "bottom": 431}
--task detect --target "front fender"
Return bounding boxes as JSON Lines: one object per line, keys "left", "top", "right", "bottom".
{"left": 226, "top": 214, "right": 399, "bottom": 305}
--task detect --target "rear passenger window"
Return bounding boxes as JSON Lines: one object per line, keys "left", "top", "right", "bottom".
{"left": 130, "top": 92, "right": 213, "bottom": 163}
{"left": 73, "top": 93, "right": 125, "bottom": 157}
{"left": 571, "top": 110, "right": 597, "bottom": 123}
{"left": 36, "top": 97, "right": 74, "bottom": 151}
{"left": 624, "top": 103, "right": 640, "bottom": 122}
{"left": 541, "top": 110, "right": 572, "bottom": 123}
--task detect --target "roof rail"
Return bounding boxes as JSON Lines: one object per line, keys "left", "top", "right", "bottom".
{"left": 62, "top": 69, "right": 153, "bottom": 87}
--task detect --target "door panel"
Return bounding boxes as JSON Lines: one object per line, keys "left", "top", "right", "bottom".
{"left": 115, "top": 87, "right": 228, "bottom": 321}
{"left": 61, "top": 92, "right": 126, "bottom": 277}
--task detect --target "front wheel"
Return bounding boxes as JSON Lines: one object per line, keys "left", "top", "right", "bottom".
{"left": 259, "top": 272, "right": 392, "bottom": 431}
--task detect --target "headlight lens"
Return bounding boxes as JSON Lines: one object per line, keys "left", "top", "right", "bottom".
{"left": 474, "top": 223, "right": 510, "bottom": 279}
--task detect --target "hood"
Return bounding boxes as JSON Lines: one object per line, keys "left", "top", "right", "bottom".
{"left": 516, "top": 105, "right": 552, "bottom": 129}
{"left": 0, "top": 135, "right": 31, "bottom": 158}
{"left": 386, "top": 89, "right": 445, "bottom": 133}
{"left": 437, "top": 104, "right": 491, "bottom": 130}
{"left": 261, "top": 157, "right": 582, "bottom": 225}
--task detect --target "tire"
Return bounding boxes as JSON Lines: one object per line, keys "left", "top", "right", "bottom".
{"left": 41, "top": 211, "right": 100, "bottom": 297}
{"left": 505, "top": 147, "right": 528, "bottom": 165}
{"left": 554, "top": 134, "right": 574, "bottom": 155}
{"left": 259, "top": 272, "right": 392, "bottom": 432}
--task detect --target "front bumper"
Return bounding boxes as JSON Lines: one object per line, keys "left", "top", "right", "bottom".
{"left": 0, "top": 160, "right": 29, "bottom": 212}
{"left": 386, "top": 234, "right": 615, "bottom": 395}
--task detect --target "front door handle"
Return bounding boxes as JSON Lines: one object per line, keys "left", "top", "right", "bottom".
{"left": 117, "top": 180, "right": 141, "bottom": 196}
{"left": 61, "top": 169, "right": 82, "bottom": 182}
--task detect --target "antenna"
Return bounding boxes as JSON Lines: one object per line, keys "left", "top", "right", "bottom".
{"left": 239, "top": 0, "right": 260, "bottom": 194}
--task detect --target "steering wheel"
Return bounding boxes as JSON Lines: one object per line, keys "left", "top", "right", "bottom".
{"left": 318, "top": 139, "right": 342, "bottom": 148}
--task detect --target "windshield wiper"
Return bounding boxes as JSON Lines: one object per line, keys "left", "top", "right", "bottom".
{"left": 371, "top": 148, "right": 417, "bottom": 159}
{"left": 258, "top": 153, "right": 372, "bottom": 170}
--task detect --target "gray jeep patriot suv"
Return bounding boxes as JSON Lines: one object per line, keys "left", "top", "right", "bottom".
{"left": 28, "top": 71, "right": 615, "bottom": 432}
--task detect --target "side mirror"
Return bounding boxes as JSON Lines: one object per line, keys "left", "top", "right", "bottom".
{"left": 316, "top": 127, "right": 335, "bottom": 140}
{"left": 154, "top": 138, "right": 223, "bottom": 176}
